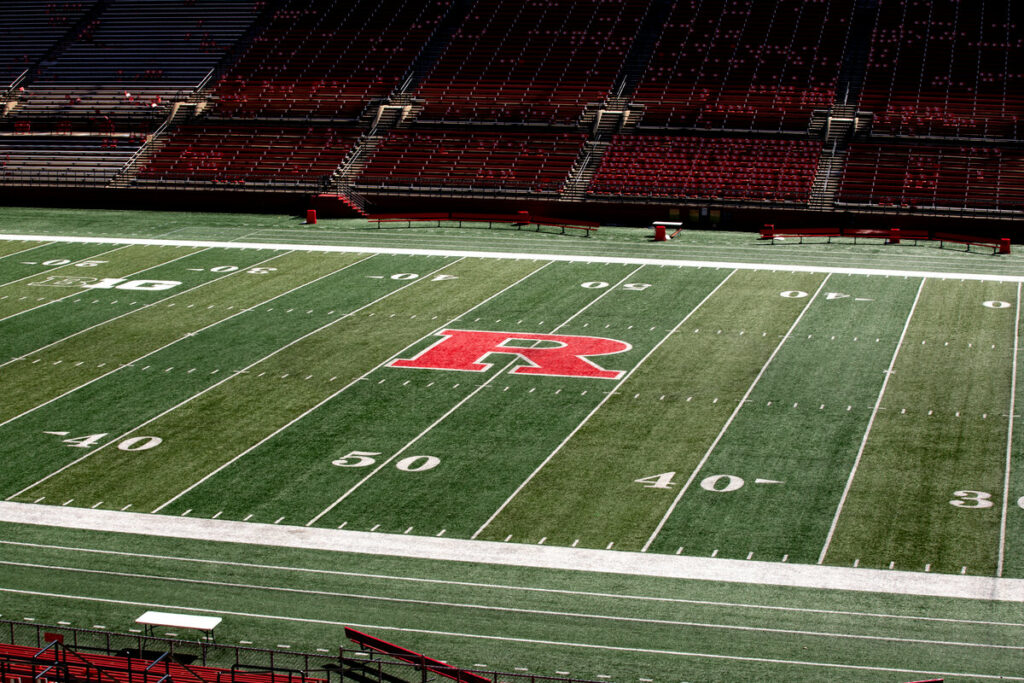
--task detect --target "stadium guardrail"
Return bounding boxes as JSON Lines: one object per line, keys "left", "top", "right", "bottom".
{"left": 1, "top": 620, "right": 609, "bottom": 683}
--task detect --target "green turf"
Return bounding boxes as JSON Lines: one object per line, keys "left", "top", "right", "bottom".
{"left": 824, "top": 278, "right": 1018, "bottom": 575}
{"left": 3, "top": 522, "right": 1024, "bottom": 682}
{"left": 4, "top": 213, "right": 1024, "bottom": 681}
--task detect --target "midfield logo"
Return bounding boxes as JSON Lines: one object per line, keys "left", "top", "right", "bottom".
{"left": 390, "top": 329, "right": 631, "bottom": 379}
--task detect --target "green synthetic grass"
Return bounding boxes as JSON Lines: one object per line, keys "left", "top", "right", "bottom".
{"left": 3, "top": 522, "right": 1024, "bottom": 683}
{"left": 4, "top": 212, "right": 1024, "bottom": 681}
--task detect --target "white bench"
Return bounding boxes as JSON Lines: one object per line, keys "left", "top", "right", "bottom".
{"left": 135, "top": 611, "right": 221, "bottom": 642}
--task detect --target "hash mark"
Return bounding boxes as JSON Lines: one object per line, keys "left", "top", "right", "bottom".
{"left": 782, "top": 554, "right": 788, "bottom": 562}
{"left": 33, "top": 497, "right": 45, "bottom": 503}
{"left": 538, "top": 537, "right": 547, "bottom": 545}
{"left": 436, "top": 529, "right": 446, "bottom": 537}
{"left": 370, "top": 524, "right": 380, "bottom": 531}
{"left": 746, "top": 552, "right": 754, "bottom": 560}
{"left": 888, "top": 561, "right": 895, "bottom": 569}
{"left": 572, "top": 539, "right": 580, "bottom": 547}
{"left": 504, "top": 534, "right": 512, "bottom": 542}
{"left": 711, "top": 549, "right": 719, "bottom": 557}
{"left": 212, "top": 511, "right": 222, "bottom": 519}
{"left": 606, "top": 542, "right": 614, "bottom": 550}
{"left": 243, "top": 514, "right": 253, "bottom": 521}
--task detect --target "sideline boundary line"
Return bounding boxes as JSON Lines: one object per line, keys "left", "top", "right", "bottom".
{"left": 1, "top": 233, "right": 1021, "bottom": 283}
{"left": 2, "top": 585, "right": 1019, "bottom": 680}
{"left": 2, "top": 502, "right": 1023, "bottom": 602}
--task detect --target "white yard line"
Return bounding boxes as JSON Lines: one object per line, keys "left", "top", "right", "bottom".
{"left": 641, "top": 275, "right": 832, "bottom": 553}
{"left": 305, "top": 264, "right": 640, "bottom": 526}
{"left": 3, "top": 504, "right": 1024, "bottom": 603}
{"left": 1, "top": 585, "right": 1019, "bottom": 680}
{"left": 5, "top": 559, "right": 1021, "bottom": 652}
{"left": 5, "top": 256, "right": 455, "bottom": 501}
{"left": 0, "top": 251, "right": 287, "bottom": 370}
{"left": 0, "top": 254, "right": 373, "bottom": 432}
{"left": 0, "top": 246, "right": 207, "bottom": 324}
{"left": 473, "top": 269, "right": 737, "bottom": 539}
{"left": 817, "top": 277, "right": 926, "bottom": 564}
{"left": 0, "top": 233, "right": 1020, "bottom": 282}
{"left": 157, "top": 261, "right": 551, "bottom": 515}
{"left": 5, "top": 539, "right": 1021, "bottom": 629}
{"left": 0, "top": 243, "right": 128, "bottom": 290}
{"left": 0, "top": 241, "right": 55, "bottom": 265}
{"left": 998, "top": 281, "right": 1022, "bottom": 577}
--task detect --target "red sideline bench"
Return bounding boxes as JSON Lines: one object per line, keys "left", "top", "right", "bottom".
{"left": 369, "top": 212, "right": 598, "bottom": 236}
{"left": 344, "top": 628, "right": 489, "bottom": 683}
{"left": 760, "top": 225, "right": 1010, "bottom": 254}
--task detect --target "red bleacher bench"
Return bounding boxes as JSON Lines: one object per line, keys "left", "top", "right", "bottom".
{"left": 368, "top": 212, "right": 597, "bottom": 236}
{"left": 759, "top": 226, "right": 840, "bottom": 243}
{"left": 760, "top": 226, "right": 1010, "bottom": 254}
{"left": 932, "top": 233, "right": 1010, "bottom": 254}
{"left": 344, "top": 628, "right": 489, "bottom": 683}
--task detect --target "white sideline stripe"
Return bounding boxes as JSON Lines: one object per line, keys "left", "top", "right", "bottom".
{"left": 7, "top": 254, "right": 447, "bottom": 501}
{"left": 0, "top": 251, "right": 286, "bottom": 371}
{"left": 1, "top": 233, "right": 1022, "bottom": 283}
{"left": 0, "top": 585, "right": 1018, "bottom": 680}
{"left": 998, "top": 281, "right": 1022, "bottom": 577}
{"left": 641, "top": 275, "right": 832, "bottom": 552}
{"left": 4, "top": 559, "right": 1020, "bottom": 652}
{"left": 0, "top": 253, "right": 373, "bottom": 433}
{"left": 0, "top": 245, "right": 205, "bottom": 324}
{"left": 5, "top": 539, "right": 1020, "bottom": 629}
{"left": 161, "top": 261, "right": 552, "bottom": 516}
{"left": 817, "top": 278, "right": 926, "bottom": 564}
{"left": 4, "top": 502, "right": 1024, "bottom": 602}
{"left": 474, "top": 268, "right": 737, "bottom": 539}
{"left": 305, "top": 262, "right": 636, "bottom": 525}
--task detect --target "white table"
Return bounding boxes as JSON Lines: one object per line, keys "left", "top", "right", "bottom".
{"left": 136, "top": 611, "right": 222, "bottom": 642}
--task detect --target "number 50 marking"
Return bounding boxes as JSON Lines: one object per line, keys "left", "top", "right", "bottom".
{"left": 332, "top": 451, "right": 440, "bottom": 472}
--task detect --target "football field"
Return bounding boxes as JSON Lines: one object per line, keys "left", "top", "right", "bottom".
{"left": 3, "top": 210, "right": 1024, "bottom": 681}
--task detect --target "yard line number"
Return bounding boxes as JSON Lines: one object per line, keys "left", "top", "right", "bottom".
{"left": 332, "top": 451, "right": 440, "bottom": 472}
{"left": 43, "top": 431, "right": 162, "bottom": 451}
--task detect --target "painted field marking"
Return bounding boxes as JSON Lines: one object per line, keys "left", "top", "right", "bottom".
{"left": 0, "top": 251, "right": 287, "bottom": 371}
{"left": 158, "top": 260, "right": 553, "bottom": 516}
{"left": 0, "top": 242, "right": 55, "bottom": 266}
{"left": 307, "top": 264, "right": 644, "bottom": 526}
{"left": 8, "top": 255, "right": 447, "bottom": 502}
{"left": 0, "top": 246, "right": 207, "bottom": 324}
{"left": 0, "top": 557, "right": 1015, "bottom": 655}
{"left": 998, "top": 281, "right": 1021, "bottom": 577}
{"left": 0, "top": 586, "right": 1019, "bottom": 681}
{"left": 0, "top": 244, "right": 127, "bottom": 291}
{"left": 2, "top": 233, "right": 1022, "bottom": 283}
{"left": 817, "top": 278, "right": 926, "bottom": 564}
{"left": 0, "top": 254, "right": 375, "bottom": 432}
{"left": 641, "top": 275, "right": 832, "bottom": 552}
{"left": 473, "top": 269, "right": 738, "bottom": 539}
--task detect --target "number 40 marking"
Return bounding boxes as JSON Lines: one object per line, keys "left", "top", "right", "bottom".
{"left": 44, "top": 431, "right": 162, "bottom": 451}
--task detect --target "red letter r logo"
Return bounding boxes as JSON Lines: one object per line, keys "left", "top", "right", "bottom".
{"left": 389, "top": 329, "right": 631, "bottom": 379}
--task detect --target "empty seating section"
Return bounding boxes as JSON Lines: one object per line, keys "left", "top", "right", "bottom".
{"left": 356, "top": 130, "right": 585, "bottom": 192}
{"left": 633, "top": 0, "right": 854, "bottom": 131}
{"left": 137, "top": 124, "right": 359, "bottom": 186}
{"left": 861, "top": 0, "right": 1024, "bottom": 139}
{"left": 13, "top": 0, "right": 259, "bottom": 119}
{"left": 0, "top": 135, "right": 140, "bottom": 184}
{"left": 589, "top": 134, "right": 821, "bottom": 201}
{"left": 838, "top": 143, "right": 1024, "bottom": 212}
{"left": 213, "top": 0, "right": 449, "bottom": 119}
{"left": 0, "top": 1, "right": 98, "bottom": 87}
{"left": 414, "top": 0, "right": 650, "bottom": 123}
